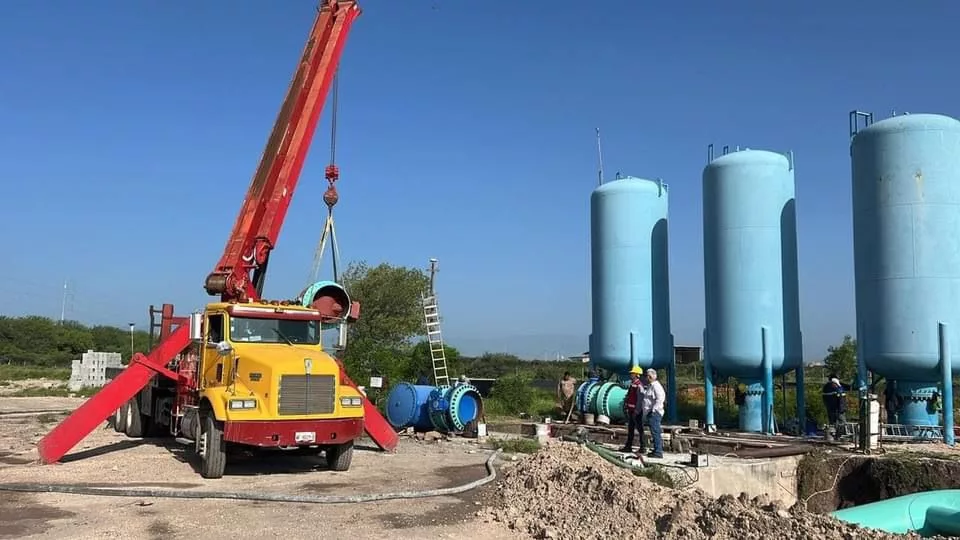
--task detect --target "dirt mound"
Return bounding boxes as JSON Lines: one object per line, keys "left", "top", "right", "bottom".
{"left": 483, "top": 441, "right": 930, "bottom": 540}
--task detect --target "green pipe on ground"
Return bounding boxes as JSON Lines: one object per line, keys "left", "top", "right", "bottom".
{"left": 830, "top": 489, "right": 960, "bottom": 537}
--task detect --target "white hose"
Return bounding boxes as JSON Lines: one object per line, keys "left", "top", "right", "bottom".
{"left": 0, "top": 449, "right": 501, "bottom": 504}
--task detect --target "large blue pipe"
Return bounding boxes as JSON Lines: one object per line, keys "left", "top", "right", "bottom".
{"left": 385, "top": 382, "right": 483, "bottom": 433}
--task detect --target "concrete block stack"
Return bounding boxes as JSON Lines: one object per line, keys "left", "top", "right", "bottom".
{"left": 68, "top": 350, "right": 124, "bottom": 391}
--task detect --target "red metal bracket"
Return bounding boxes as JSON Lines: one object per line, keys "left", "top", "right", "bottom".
{"left": 340, "top": 367, "right": 398, "bottom": 451}
{"left": 37, "top": 325, "right": 192, "bottom": 464}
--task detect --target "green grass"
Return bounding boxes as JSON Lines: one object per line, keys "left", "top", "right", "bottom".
{"left": 0, "top": 365, "right": 71, "bottom": 381}
{"left": 486, "top": 437, "right": 542, "bottom": 454}
{"left": 483, "top": 389, "right": 563, "bottom": 420}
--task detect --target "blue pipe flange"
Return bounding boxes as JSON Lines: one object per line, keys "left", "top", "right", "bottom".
{"left": 446, "top": 383, "right": 480, "bottom": 431}
{"left": 596, "top": 382, "right": 618, "bottom": 417}
{"left": 428, "top": 385, "right": 452, "bottom": 432}
{"left": 576, "top": 381, "right": 597, "bottom": 413}
{"left": 587, "top": 383, "right": 605, "bottom": 415}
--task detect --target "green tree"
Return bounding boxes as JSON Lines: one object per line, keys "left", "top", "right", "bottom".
{"left": 407, "top": 341, "right": 462, "bottom": 383}
{"left": 339, "top": 261, "right": 430, "bottom": 383}
{"left": 824, "top": 334, "right": 857, "bottom": 384}
{"left": 0, "top": 315, "right": 153, "bottom": 366}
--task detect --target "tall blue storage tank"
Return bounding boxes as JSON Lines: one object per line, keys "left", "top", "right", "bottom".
{"left": 702, "top": 148, "right": 803, "bottom": 433}
{"left": 589, "top": 176, "right": 673, "bottom": 376}
{"left": 851, "top": 112, "right": 960, "bottom": 428}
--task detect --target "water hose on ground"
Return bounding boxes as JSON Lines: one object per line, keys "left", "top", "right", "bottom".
{"left": 562, "top": 435, "right": 699, "bottom": 488}
{"left": 0, "top": 449, "right": 501, "bottom": 504}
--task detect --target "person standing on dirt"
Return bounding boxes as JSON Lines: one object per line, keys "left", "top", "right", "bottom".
{"left": 883, "top": 380, "right": 902, "bottom": 425}
{"left": 619, "top": 366, "right": 646, "bottom": 453}
{"left": 556, "top": 371, "right": 577, "bottom": 415}
{"left": 642, "top": 368, "right": 666, "bottom": 458}
{"left": 821, "top": 375, "right": 847, "bottom": 438}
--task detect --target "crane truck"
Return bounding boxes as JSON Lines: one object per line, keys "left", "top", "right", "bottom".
{"left": 37, "top": 0, "right": 401, "bottom": 478}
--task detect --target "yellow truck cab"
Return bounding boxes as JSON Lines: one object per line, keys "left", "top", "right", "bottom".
{"left": 188, "top": 301, "right": 365, "bottom": 477}
{"left": 115, "top": 299, "right": 365, "bottom": 479}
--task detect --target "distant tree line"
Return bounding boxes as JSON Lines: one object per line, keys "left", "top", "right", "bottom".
{"left": 0, "top": 316, "right": 153, "bottom": 367}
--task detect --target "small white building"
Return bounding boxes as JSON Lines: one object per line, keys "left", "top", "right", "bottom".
{"left": 68, "top": 350, "right": 124, "bottom": 391}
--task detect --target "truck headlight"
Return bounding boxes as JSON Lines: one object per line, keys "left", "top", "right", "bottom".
{"left": 229, "top": 399, "right": 257, "bottom": 410}
{"left": 340, "top": 396, "right": 362, "bottom": 407}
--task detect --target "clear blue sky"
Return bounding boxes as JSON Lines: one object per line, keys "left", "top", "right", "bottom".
{"left": 1, "top": 1, "right": 957, "bottom": 360}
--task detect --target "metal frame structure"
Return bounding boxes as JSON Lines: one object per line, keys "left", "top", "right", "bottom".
{"left": 38, "top": 0, "right": 400, "bottom": 464}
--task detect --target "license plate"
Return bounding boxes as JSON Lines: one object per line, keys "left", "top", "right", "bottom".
{"left": 295, "top": 431, "right": 316, "bottom": 443}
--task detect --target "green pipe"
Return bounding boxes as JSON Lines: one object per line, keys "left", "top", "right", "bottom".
{"left": 830, "top": 489, "right": 960, "bottom": 537}
{"left": 561, "top": 436, "right": 643, "bottom": 472}
{"left": 596, "top": 383, "right": 628, "bottom": 423}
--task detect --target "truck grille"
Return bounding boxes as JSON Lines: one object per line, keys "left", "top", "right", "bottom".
{"left": 277, "top": 374, "right": 336, "bottom": 415}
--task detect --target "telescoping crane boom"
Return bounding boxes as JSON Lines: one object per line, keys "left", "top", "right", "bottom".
{"left": 37, "top": 0, "right": 399, "bottom": 466}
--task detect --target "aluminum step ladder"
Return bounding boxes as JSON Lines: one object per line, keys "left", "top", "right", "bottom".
{"left": 422, "top": 293, "right": 449, "bottom": 387}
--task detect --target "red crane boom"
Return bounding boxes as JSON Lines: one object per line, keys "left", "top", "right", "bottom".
{"left": 37, "top": 0, "right": 399, "bottom": 464}
{"left": 205, "top": 0, "right": 359, "bottom": 303}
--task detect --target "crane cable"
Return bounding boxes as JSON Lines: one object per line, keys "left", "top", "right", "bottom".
{"left": 307, "top": 70, "right": 343, "bottom": 285}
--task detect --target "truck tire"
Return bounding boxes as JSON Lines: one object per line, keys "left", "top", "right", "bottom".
{"left": 113, "top": 402, "right": 130, "bottom": 433}
{"left": 113, "top": 405, "right": 127, "bottom": 433}
{"left": 199, "top": 413, "right": 226, "bottom": 479}
{"left": 125, "top": 398, "right": 145, "bottom": 437}
{"left": 326, "top": 440, "right": 354, "bottom": 472}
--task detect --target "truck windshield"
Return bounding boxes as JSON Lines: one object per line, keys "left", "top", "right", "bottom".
{"left": 229, "top": 316, "right": 321, "bottom": 345}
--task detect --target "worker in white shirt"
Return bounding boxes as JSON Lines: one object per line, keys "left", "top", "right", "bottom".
{"left": 641, "top": 368, "right": 666, "bottom": 458}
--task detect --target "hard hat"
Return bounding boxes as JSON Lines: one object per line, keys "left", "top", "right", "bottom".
{"left": 629, "top": 366, "right": 642, "bottom": 375}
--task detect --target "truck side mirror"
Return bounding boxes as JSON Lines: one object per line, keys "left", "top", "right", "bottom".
{"left": 216, "top": 341, "right": 233, "bottom": 356}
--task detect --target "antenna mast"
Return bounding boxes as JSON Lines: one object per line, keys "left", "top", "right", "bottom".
{"left": 596, "top": 127, "right": 605, "bottom": 186}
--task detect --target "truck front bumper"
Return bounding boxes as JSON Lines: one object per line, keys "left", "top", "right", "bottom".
{"left": 223, "top": 418, "right": 364, "bottom": 447}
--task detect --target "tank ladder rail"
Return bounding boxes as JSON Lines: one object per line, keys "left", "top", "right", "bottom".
{"left": 37, "top": 324, "right": 192, "bottom": 463}
{"left": 422, "top": 293, "right": 449, "bottom": 387}
{"left": 881, "top": 423, "right": 945, "bottom": 441}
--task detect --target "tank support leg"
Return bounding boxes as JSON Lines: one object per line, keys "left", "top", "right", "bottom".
{"left": 795, "top": 365, "right": 806, "bottom": 433}
{"left": 667, "top": 333, "right": 678, "bottom": 424}
{"left": 703, "top": 328, "right": 715, "bottom": 431}
{"left": 856, "top": 320, "right": 869, "bottom": 392}
{"left": 761, "top": 326, "right": 774, "bottom": 435}
{"left": 939, "top": 323, "right": 955, "bottom": 447}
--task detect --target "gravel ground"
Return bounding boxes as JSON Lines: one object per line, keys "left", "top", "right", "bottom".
{"left": 0, "top": 397, "right": 514, "bottom": 539}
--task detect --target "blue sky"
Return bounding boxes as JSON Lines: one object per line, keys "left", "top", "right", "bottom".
{"left": 0, "top": 1, "right": 957, "bottom": 360}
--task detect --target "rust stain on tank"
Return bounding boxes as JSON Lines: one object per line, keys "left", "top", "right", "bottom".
{"left": 915, "top": 169, "right": 924, "bottom": 201}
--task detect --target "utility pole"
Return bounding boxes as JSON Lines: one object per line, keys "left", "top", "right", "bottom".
{"left": 428, "top": 258, "right": 439, "bottom": 295}
{"left": 128, "top": 323, "right": 135, "bottom": 358}
{"left": 59, "top": 280, "right": 68, "bottom": 324}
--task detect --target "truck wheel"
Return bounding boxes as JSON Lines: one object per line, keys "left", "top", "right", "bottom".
{"left": 199, "top": 413, "right": 226, "bottom": 479}
{"left": 125, "top": 398, "right": 144, "bottom": 437}
{"left": 326, "top": 440, "right": 354, "bottom": 472}
{"left": 113, "top": 402, "right": 130, "bottom": 433}
{"left": 113, "top": 404, "right": 127, "bottom": 433}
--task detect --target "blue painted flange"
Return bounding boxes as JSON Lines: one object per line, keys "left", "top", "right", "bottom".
{"left": 428, "top": 385, "right": 452, "bottom": 432}
{"left": 447, "top": 383, "right": 481, "bottom": 431}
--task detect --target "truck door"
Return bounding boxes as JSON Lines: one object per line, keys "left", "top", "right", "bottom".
{"left": 201, "top": 313, "right": 226, "bottom": 389}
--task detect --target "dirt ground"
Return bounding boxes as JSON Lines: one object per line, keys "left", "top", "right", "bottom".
{"left": 0, "top": 379, "right": 65, "bottom": 396}
{"left": 0, "top": 397, "right": 515, "bottom": 540}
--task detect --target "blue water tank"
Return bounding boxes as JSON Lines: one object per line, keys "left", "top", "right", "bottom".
{"left": 589, "top": 176, "right": 673, "bottom": 376}
{"left": 851, "top": 113, "right": 960, "bottom": 426}
{"left": 702, "top": 148, "right": 802, "bottom": 432}
{"left": 702, "top": 149, "right": 802, "bottom": 378}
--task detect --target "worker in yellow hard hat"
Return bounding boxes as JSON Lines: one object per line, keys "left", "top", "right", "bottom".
{"left": 619, "top": 365, "right": 647, "bottom": 453}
